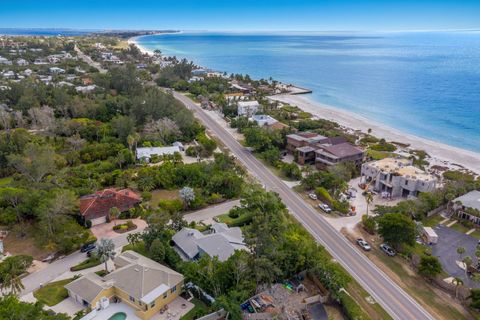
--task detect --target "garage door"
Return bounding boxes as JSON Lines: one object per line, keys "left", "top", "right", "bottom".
{"left": 91, "top": 216, "right": 107, "bottom": 226}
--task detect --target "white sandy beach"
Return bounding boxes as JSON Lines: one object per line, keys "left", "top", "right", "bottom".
{"left": 270, "top": 94, "right": 480, "bottom": 174}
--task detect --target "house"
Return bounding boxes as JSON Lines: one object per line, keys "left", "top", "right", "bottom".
{"left": 75, "top": 85, "right": 97, "bottom": 93}
{"left": 287, "top": 132, "right": 363, "bottom": 167}
{"left": 237, "top": 100, "right": 261, "bottom": 117}
{"left": 65, "top": 251, "right": 184, "bottom": 320}
{"left": 23, "top": 69, "right": 33, "bottom": 76}
{"left": 173, "top": 223, "right": 248, "bottom": 262}
{"left": 315, "top": 142, "right": 364, "bottom": 169}
{"left": 453, "top": 190, "right": 480, "bottom": 225}
{"left": 136, "top": 146, "right": 181, "bottom": 162}
{"left": 2, "top": 71, "right": 15, "bottom": 79}
{"left": 34, "top": 58, "right": 49, "bottom": 65}
{"left": 361, "top": 158, "right": 437, "bottom": 198}
{"left": 249, "top": 114, "right": 278, "bottom": 127}
{"left": 0, "top": 56, "right": 12, "bottom": 65}
{"left": 192, "top": 68, "right": 207, "bottom": 76}
{"left": 16, "top": 58, "right": 29, "bottom": 66}
{"left": 79, "top": 188, "right": 141, "bottom": 225}
{"left": 172, "top": 141, "right": 185, "bottom": 152}
{"left": 49, "top": 67, "right": 66, "bottom": 74}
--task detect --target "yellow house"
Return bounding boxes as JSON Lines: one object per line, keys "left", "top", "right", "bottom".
{"left": 65, "top": 251, "right": 184, "bottom": 320}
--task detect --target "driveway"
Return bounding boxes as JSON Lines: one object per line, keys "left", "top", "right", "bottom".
{"left": 91, "top": 218, "right": 147, "bottom": 240}
{"left": 183, "top": 200, "right": 240, "bottom": 224}
{"left": 432, "top": 224, "right": 480, "bottom": 288}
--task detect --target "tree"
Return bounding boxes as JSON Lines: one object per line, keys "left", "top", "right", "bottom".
{"left": 150, "top": 238, "right": 165, "bottom": 262}
{"left": 469, "top": 288, "right": 480, "bottom": 309}
{"left": 109, "top": 207, "right": 121, "bottom": 226}
{"left": 418, "top": 255, "right": 442, "bottom": 279}
{"left": 452, "top": 277, "right": 464, "bottom": 299}
{"left": 38, "top": 190, "right": 77, "bottom": 238}
{"left": 7, "top": 143, "right": 57, "bottom": 183}
{"left": 463, "top": 256, "right": 473, "bottom": 278}
{"left": 95, "top": 238, "right": 116, "bottom": 272}
{"left": 143, "top": 118, "right": 181, "bottom": 144}
{"left": 0, "top": 295, "right": 69, "bottom": 320}
{"left": 365, "top": 192, "right": 373, "bottom": 217}
{"left": 127, "top": 232, "right": 141, "bottom": 246}
{"left": 361, "top": 215, "right": 376, "bottom": 234}
{"left": 457, "top": 247, "right": 466, "bottom": 261}
{"left": 377, "top": 213, "right": 416, "bottom": 248}
{"left": 0, "top": 255, "right": 32, "bottom": 295}
{"left": 179, "top": 186, "right": 195, "bottom": 209}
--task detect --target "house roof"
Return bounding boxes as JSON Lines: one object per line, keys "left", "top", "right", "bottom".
{"left": 66, "top": 251, "right": 183, "bottom": 305}
{"left": 136, "top": 146, "right": 180, "bottom": 160}
{"left": 316, "top": 142, "right": 363, "bottom": 159}
{"left": 79, "top": 188, "right": 141, "bottom": 220}
{"left": 65, "top": 273, "right": 109, "bottom": 303}
{"left": 173, "top": 223, "right": 247, "bottom": 262}
{"left": 104, "top": 251, "right": 183, "bottom": 304}
{"left": 455, "top": 191, "right": 480, "bottom": 211}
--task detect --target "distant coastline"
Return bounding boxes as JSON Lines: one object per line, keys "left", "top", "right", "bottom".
{"left": 131, "top": 34, "right": 480, "bottom": 174}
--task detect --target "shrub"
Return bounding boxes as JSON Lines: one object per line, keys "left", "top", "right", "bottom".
{"left": 338, "top": 290, "right": 369, "bottom": 320}
{"left": 315, "top": 187, "right": 334, "bottom": 205}
{"left": 186, "top": 146, "right": 198, "bottom": 157}
{"left": 70, "top": 257, "right": 101, "bottom": 271}
{"left": 281, "top": 163, "right": 302, "bottom": 180}
{"left": 362, "top": 215, "right": 376, "bottom": 234}
{"left": 228, "top": 210, "right": 240, "bottom": 219}
{"left": 141, "top": 191, "right": 152, "bottom": 201}
{"left": 370, "top": 139, "right": 396, "bottom": 152}
{"left": 207, "top": 193, "right": 223, "bottom": 204}
{"left": 126, "top": 220, "right": 135, "bottom": 229}
{"left": 158, "top": 199, "right": 183, "bottom": 213}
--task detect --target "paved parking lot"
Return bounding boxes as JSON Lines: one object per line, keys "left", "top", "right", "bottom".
{"left": 431, "top": 224, "right": 480, "bottom": 288}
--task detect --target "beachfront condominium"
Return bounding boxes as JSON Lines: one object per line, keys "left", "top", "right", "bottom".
{"left": 361, "top": 157, "right": 437, "bottom": 198}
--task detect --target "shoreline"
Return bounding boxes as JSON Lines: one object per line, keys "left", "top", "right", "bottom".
{"left": 129, "top": 37, "right": 480, "bottom": 174}
{"left": 269, "top": 94, "right": 480, "bottom": 174}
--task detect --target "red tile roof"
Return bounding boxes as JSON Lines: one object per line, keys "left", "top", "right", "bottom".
{"left": 79, "top": 188, "right": 141, "bottom": 220}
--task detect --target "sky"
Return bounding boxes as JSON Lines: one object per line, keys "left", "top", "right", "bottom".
{"left": 1, "top": 0, "right": 480, "bottom": 32}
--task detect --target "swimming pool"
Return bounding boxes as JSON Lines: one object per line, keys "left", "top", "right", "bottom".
{"left": 107, "top": 312, "right": 127, "bottom": 320}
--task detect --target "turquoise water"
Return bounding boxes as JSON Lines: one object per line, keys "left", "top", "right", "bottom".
{"left": 137, "top": 32, "right": 480, "bottom": 153}
{"left": 108, "top": 312, "right": 127, "bottom": 320}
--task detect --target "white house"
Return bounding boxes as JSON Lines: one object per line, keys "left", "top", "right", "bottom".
{"left": 75, "top": 85, "right": 97, "bottom": 93}
{"left": 0, "top": 56, "right": 12, "bottom": 65}
{"left": 237, "top": 100, "right": 261, "bottom": 117}
{"left": 16, "top": 58, "right": 29, "bottom": 66}
{"left": 136, "top": 146, "right": 181, "bottom": 162}
{"left": 249, "top": 114, "right": 278, "bottom": 127}
{"left": 2, "top": 71, "right": 15, "bottom": 79}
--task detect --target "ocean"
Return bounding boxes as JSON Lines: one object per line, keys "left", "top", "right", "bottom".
{"left": 137, "top": 32, "right": 480, "bottom": 153}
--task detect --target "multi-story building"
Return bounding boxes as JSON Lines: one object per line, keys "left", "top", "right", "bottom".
{"left": 286, "top": 132, "right": 364, "bottom": 168}
{"left": 361, "top": 158, "right": 437, "bottom": 198}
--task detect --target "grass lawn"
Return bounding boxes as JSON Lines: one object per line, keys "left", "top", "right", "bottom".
{"left": 180, "top": 298, "right": 210, "bottom": 320}
{"left": 449, "top": 221, "right": 471, "bottom": 234}
{"left": 0, "top": 176, "right": 12, "bottom": 186}
{"left": 70, "top": 257, "right": 101, "bottom": 271}
{"left": 422, "top": 214, "right": 445, "bottom": 227}
{"left": 122, "top": 241, "right": 149, "bottom": 257}
{"left": 33, "top": 278, "right": 75, "bottom": 306}
{"left": 469, "top": 230, "right": 480, "bottom": 240}
{"left": 347, "top": 281, "right": 393, "bottom": 320}
{"left": 366, "top": 149, "right": 395, "bottom": 160}
{"left": 217, "top": 212, "right": 253, "bottom": 227}
{"left": 148, "top": 189, "right": 180, "bottom": 208}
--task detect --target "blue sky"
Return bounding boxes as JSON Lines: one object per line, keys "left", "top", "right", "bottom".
{"left": 1, "top": 0, "right": 479, "bottom": 32}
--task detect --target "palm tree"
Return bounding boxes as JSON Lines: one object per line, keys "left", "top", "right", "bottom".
{"left": 365, "top": 192, "right": 373, "bottom": 217}
{"left": 463, "top": 256, "right": 473, "bottom": 278}
{"left": 452, "top": 277, "right": 463, "bottom": 299}
{"left": 457, "top": 247, "right": 466, "bottom": 261}
{"left": 0, "top": 259, "right": 24, "bottom": 295}
{"left": 95, "top": 238, "right": 116, "bottom": 272}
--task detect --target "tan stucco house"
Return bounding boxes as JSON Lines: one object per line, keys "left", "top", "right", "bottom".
{"left": 65, "top": 251, "right": 184, "bottom": 320}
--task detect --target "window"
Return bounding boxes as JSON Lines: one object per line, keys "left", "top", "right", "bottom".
{"left": 150, "top": 301, "right": 155, "bottom": 308}
{"left": 129, "top": 296, "right": 135, "bottom": 302}
{"left": 170, "top": 285, "right": 177, "bottom": 293}
{"left": 163, "top": 292, "right": 168, "bottom": 299}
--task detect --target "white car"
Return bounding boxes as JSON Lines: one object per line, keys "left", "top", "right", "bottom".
{"left": 309, "top": 193, "right": 318, "bottom": 200}
{"left": 319, "top": 203, "right": 332, "bottom": 213}
{"left": 356, "top": 238, "right": 371, "bottom": 251}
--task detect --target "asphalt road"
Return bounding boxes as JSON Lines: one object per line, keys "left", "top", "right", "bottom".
{"left": 173, "top": 91, "right": 435, "bottom": 320}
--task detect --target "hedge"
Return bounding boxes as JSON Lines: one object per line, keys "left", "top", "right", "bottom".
{"left": 70, "top": 257, "right": 101, "bottom": 271}
{"left": 338, "top": 290, "right": 370, "bottom": 320}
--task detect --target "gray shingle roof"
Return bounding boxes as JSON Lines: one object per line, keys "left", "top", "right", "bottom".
{"left": 455, "top": 190, "right": 480, "bottom": 211}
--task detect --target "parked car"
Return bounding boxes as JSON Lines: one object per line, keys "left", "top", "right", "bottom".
{"left": 356, "top": 238, "right": 371, "bottom": 251}
{"left": 319, "top": 203, "right": 332, "bottom": 213}
{"left": 380, "top": 243, "right": 396, "bottom": 256}
{"left": 80, "top": 242, "right": 96, "bottom": 253}
{"left": 309, "top": 193, "right": 318, "bottom": 200}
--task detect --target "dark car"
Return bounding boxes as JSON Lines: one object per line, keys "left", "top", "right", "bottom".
{"left": 80, "top": 242, "right": 96, "bottom": 253}
{"left": 380, "top": 243, "right": 396, "bottom": 256}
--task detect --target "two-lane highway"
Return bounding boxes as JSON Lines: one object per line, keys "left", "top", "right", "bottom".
{"left": 173, "top": 91, "right": 435, "bottom": 320}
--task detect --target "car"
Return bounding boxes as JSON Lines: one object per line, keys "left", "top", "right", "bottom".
{"left": 319, "top": 203, "right": 332, "bottom": 213}
{"left": 80, "top": 242, "right": 96, "bottom": 253}
{"left": 309, "top": 193, "right": 318, "bottom": 200}
{"left": 356, "top": 238, "right": 371, "bottom": 251}
{"left": 380, "top": 243, "right": 396, "bottom": 256}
